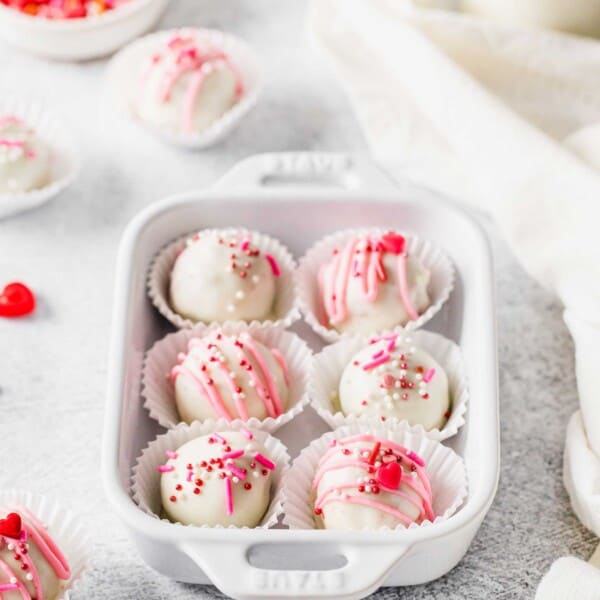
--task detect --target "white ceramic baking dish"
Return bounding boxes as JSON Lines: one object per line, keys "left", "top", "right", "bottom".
{"left": 102, "top": 152, "right": 499, "bottom": 600}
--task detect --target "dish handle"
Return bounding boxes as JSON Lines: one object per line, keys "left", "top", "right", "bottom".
{"left": 213, "top": 152, "right": 397, "bottom": 193}
{"left": 180, "top": 540, "right": 410, "bottom": 600}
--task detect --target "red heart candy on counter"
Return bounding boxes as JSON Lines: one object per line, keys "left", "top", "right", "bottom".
{"left": 377, "top": 461, "right": 403, "bottom": 490}
{"left": 380, "top": 232, "right": 406, "bottom": 255}
{"left": 0, "top": 282, "right": 36, "bottom": 318}
{"left": 0, "top": 513, "right": 22, "bottom": 539}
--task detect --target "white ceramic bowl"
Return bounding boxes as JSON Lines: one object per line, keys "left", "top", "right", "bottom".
{"left": 0, "top": 0, "right": 170, "bottom": 61}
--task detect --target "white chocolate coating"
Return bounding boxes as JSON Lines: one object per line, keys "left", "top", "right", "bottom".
{"left": 172, "top": 330, "right": 289, "bottom": 423}
{"left": 313, "top": 434, "right": 434, "bottom": 530}
{"left": 136, "top": 32, "right": 240, "bottom": 134}
{"left": 0, "top": 117, "right": 50, "bottom": 194}
{"left": 0, "top": 507, "right": 70, "bottom": 600}
{"left": 169, "top": 230, "right": 277, "bottom": 324}
{"left": 160, "top": 431, "right": 275, "bottom": 527}
{"left": 338, "top": 335, "right": 450, "bottom": 430}
{"left": 318, "top": 233, "right": 431, "bottom": 335}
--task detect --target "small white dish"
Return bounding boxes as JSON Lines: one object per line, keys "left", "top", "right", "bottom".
{"left": 107, "top": 28, "right": 262, "bottom": 149}
{"left": 0, "top": 94, "right": 79, "bottom": 220}
{"left": 0, "top": 0, "right": 169, "bottom": 61}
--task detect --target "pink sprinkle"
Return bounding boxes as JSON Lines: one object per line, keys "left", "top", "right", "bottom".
{"left": 386, "top": 338, "right": 397, "bottom": 352}
{"left": 407, "top": 451, "right": 425, "bottom": 467}
{"left": 227, "top": 463, "right": 247, "bottom": 480}
{"left": 372, "top": 349, "right": 385, "bottom": 359}
{"left": 265, "top": 254, "right": 281, "bottom": 277}
{"left": 225, "top": 477, "right": 234, "bottom": 515}
{"left": 362, "top": 354, "right": 391, "bottom": 371}
{"left": 382, "top": 374, "right": 396, "bottom": 389}
{"left": 0, "top": 584, "right": 18, "bottom": 593}
{"left": 186, "top": 471, "right": 193, "bottom": 482}
{"left": 240, "top": 427, "right": 254, "bottom": 440}
{"left": 165, "top": 450, "right": 178, "bottom": 459}
{"left": 158, "top": 465, "right": 175, "bottom": 473}
{"left": 0, "top": 139, "right": 25, "bottom": 148}
{"left": 213, "top": 433, "right": 227, "bottom": 444}
{"left": 423, "top": 368, "right": 436, "bottom": 383}
{"left": 254, "top": 453, "right": 275, "bottom": 470}
{"left": 352, "top": 259, "right": 360, "bottom": 277}
{"left": 223, "top": 450, "right": 244, "bottom": 460}
{"left": 240, "top": 239, "right": 250, "bottom": 251}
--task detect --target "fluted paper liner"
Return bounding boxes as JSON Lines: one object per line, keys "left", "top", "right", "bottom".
{"left": 148, "top": 227, "right": 300, "bottom": 330}
{"left": 0, "top": 490, "right": 91, "bottom": 600}
{"left": 282, "top": 422, "right": 467, "bottom": 531}
{"left": 296, "top": 228, "right": 455, "bottom": 343}
{"left": 107, "top": 28, "right": 262, "bottom": 149}
{"left": 0, "top": 93, "right": 79, "bottom": 220}
{"left": 309, "top": 329, "right": 468, "bottom": 441}
{"left": 142, "top": 323, "right": 312, "bottom": 432}
{"left": 131, "top": 420, "right": 289, "bottom": 529}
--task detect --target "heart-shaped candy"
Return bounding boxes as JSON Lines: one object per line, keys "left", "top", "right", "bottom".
{"left": 380, "top": 232, "right": 406, "bottom": 255}
{"left": 0, "top": 282, "right": 36, "bottom": 318}
{"left": 0, "top": 513, "right": 22, "bottom": 539}
{"left": 377, "top": 461, "right": 403, "bottom": 490}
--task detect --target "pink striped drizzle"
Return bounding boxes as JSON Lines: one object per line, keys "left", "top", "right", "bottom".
{"left": 312, "top": 434, "right": 434, "bottom": 526}
{"left": 0, "top": 506, "right": 71, "bottom": 599}
{"left": 171, "top": 331, "right": 288, "bottom": 421}
{"left": 320, "top": 233, "right": 420, "bottom": 327}
{"left": 139, "top": 33, "right": 243, "bottom": 133}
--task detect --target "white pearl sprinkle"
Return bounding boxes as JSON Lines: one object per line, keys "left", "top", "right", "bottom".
{"left": 410, "top": 346, "right": 416, "bottom": 353}
{"left": 362, "top": 451, "right": 369, "bottom": 458}
{"left": 7, "top": 543, "right": 14, "bottom": 551}
{"left": 252, "top": 275, "right": 260, "bottom": 283}
{"left": 235, "top": 290, "right": 245, "bottom": 300}
{"left": 253, "top": 471, "right": 260, "bottom": 478}
{"left": 233, "top": 477, "right": 240, "bottom": 483}
{"left": 26, "top": 574, "right": 33, "bottom": 581}
{"left": 365, "top": 485, "right": 372, "bottom": 493}
{"left": 229, "top": 371, "right": 236, "bottom": 378}
{"left": 384, "top": 394, "right": 392, "bottom": 402}
{"left": 246, "top": 443, "right": 257, "bottom": 452}
{"left": 392, "top": 360, "right": 399, "bottom": 368}
{"left": 394, "top": 381, "right": 401, "bottom": 389}
{"left": 248, "top": 380, "right": 256, "bottom": 387}
{"left": 400, "top": 370, "right": 407, "bottom": 377}
{"left": 374, "top": 461, "right": 382, "bottom": 467}
{"left": 227, "top": 305, "right": 235, "bottom": 313}
{"left": 9, "top": 577, "right": 16, "bottom": 584}
{"left": 419, "top": 381, "right": 426, "bottom": 388}
{"left": 392, "top": 393, "right": 400, "bottom": 401}
{"left": 416, "top": 374, "right": 423, "bottom": 381}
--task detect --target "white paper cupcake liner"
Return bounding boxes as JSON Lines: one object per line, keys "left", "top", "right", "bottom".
{"left": 296, "top": 228, "right": 455, "bottom": 343}
{"left": 142, "top": 323, "right": 312, "bottom": 432}
{"left": 309, "top": 329, "right": 468, "bottom": 441}
{"left": 131, "top": 420, "right": 289, "bottom": 529}
{"left": 107, "top": 28, "right": 262, "bottom": 149}
{"left": 148, "top": 227, "right": 300, "bottom": 330}
{"left": 0, "top": 93, "right": 79, "bottom": 220}
{"left": 282, "top": 422, "right": 467, "bottom": 531}
{"left": 0, "top": 490, "right": 91, "bottom": 600}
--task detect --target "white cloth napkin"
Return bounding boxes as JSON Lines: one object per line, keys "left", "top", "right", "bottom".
{"left": 310, "top": 0, "right": 600, "bottom": 594}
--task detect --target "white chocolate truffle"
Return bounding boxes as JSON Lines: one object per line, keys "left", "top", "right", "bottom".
{"left": 338, "top": 334, "right": 450, "bottom": 431}
{"left": 136, "top": 32, "right": 242, "bottom": 134}
{"left": 169, "top": 230, "right": 279, "bottom": 324}
{"left": 318, "top": 232, "right": 430, "bottom": 335}
{"left": 159, "top": 431, "right": 276, "bottom": 527}
{"left": 313, "top": 433, "right": 434, "bottom": 530}
{"left": 171, "top": 330, "right": 289, "bottom": 423}
{"left": 0, "top": 507, "right": 70, "bottom": 599}
{"left": 0, "top": 116, "right": 50, "bottom": 194}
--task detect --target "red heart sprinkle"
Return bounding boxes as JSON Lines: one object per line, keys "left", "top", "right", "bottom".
{"left": 0, "top": 282, "right": 36, "bottom": 318}
{"left": 380, "top": 232, "right": 406, "bottom": 255}
{"left": 377, "top": 461, "right": 403, "bottom": 490}
{"left": 0, "top": 513, "right": 22, "bottom": 539}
